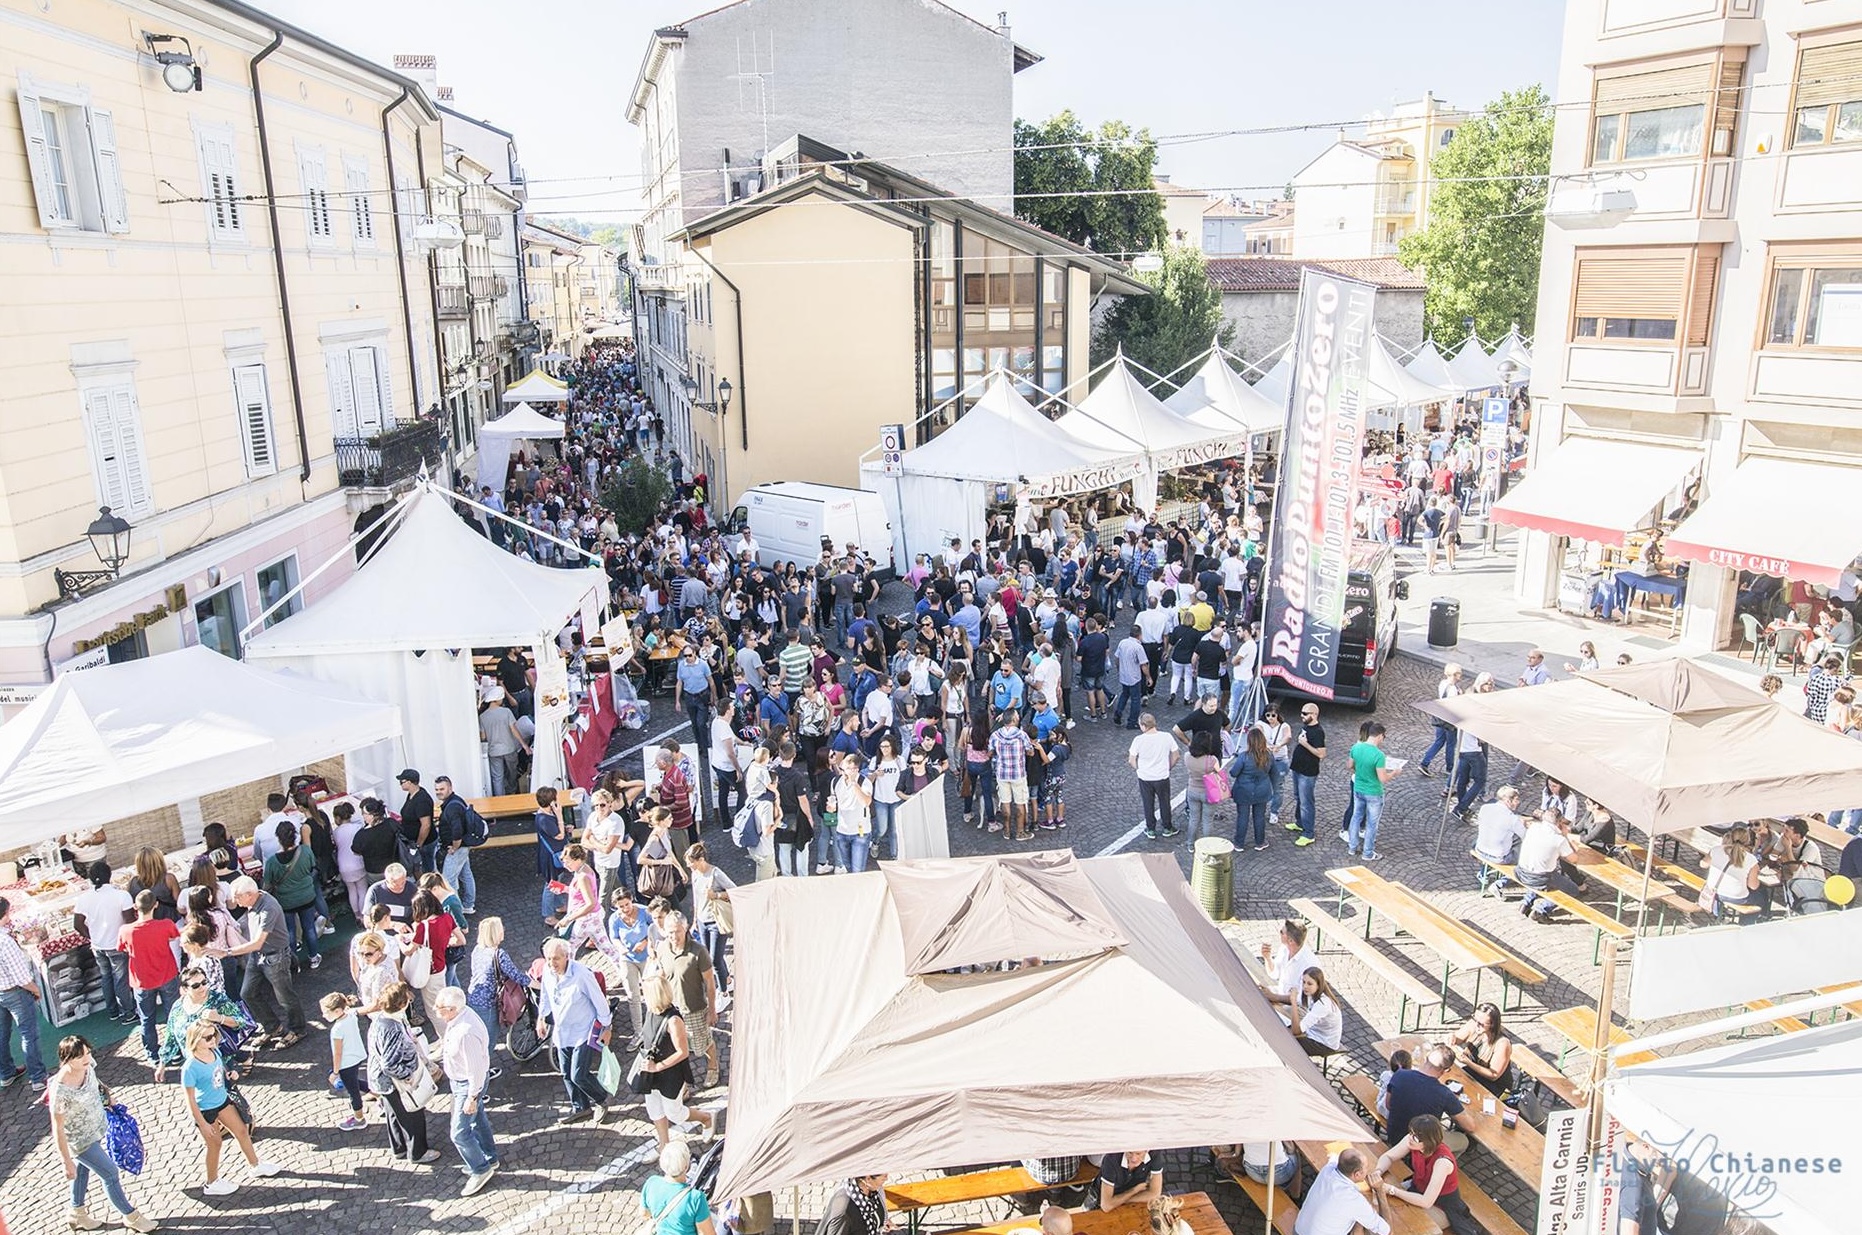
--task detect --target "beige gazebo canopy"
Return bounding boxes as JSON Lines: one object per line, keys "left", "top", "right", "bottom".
{"left": 715, "top": 849, "right": 1365, "bottom": 1199}
{"left": 1416, "top": 658, "right": 1862, "bottom": 836}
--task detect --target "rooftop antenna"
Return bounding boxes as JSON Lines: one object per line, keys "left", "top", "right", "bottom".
{"left": 730, "top": 32, "right": 776, "bottom": 165}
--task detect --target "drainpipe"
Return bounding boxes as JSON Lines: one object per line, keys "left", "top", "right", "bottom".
{"left": 380, "top": 87, "right": 421, "bottom": 421}
{"left": 248, "top": 31, "right": 312, "bottom": 482}
{"left": 689, "top": 246, "right": 748, "bottom": 451}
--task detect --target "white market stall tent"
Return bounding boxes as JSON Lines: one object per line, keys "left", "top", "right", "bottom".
{"left": 476, "top": 401, "right": 566, "bottom": 493}
{"left": 501, "top": 368, "right": 571, "bottom": 404}
{"left": 1163, "top": 346, "right": 1288, "bottom": 437}
{"left": 0, "top": 645, "right": 403, "bottom": 847}
{"left": 1056, "top": 354, "right": 1237, "bottom": 511}
{"left": 1254, "top": 336, "right": 1457, "bottom": 430}
{"left": 244, "top": 486, "right": 606, "bottom": 796}
{"left": 1490, "top": 328, "right": 1533, "bottom": 381}
{"left": 864, "top": 372, "right": 1142, "bottom": 570}
{"left": 1445, "top": 331, "right": 1503, "bottom": 391}
{"left": 1403, "top": 337, "right": 1467, "bottom": 392}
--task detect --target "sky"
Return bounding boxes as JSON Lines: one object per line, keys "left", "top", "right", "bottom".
{"left": 257, "top": 0, "right": 1567, "bottom": 223}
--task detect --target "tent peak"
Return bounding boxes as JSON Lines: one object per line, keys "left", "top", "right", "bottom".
{"left": 883, "top": 850, "right": 1127, "bottom": 975}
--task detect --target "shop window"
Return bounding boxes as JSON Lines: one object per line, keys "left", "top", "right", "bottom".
{"left": 194, "top": 584, "right": 247, "bottom": 659}
{"left": 1790, "top": 38, "right": 1862, "bottom": 148}
{"left": 256, "top": 556, "right": 300, "bottom": 628}
{"left": 1764, "top": 253, "right": 1862, "bottom": 350}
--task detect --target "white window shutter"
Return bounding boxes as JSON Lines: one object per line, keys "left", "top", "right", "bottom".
{"left": 326, "top": 350, "right": 358, "bottom": 439}
{"left": 349, "top": 346, "right": 384, "bottom": 435}
{"left": 88, "top": 107, "right": 128, "bottom": 233}
{"left": 374, "top": 345, "right": 397, "bottom": 426}
{"left": 84, "top": 388, "right": 129, "bottom": 511}
{"left": 345, "top": 156, "right": 374, "bottom": 248}
{"left": 110, "top": 388, "right": 151, "bottom": 511}
{"left": 234, "top": 364, "right": 276, "bottom": 476}
{"left": 197, "top": 128, "right": 242, "bottom": 241}
{"left": 15, "top": 72, "right": 59, "bottom": 229}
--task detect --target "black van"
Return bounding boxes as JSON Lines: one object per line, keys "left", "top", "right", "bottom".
{"left": 1270, "top": 542, "right": 1407, "bottom": 709}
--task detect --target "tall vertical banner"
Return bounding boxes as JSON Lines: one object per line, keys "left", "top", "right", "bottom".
{"left": 1261, "top": 270, "right": 1378, "bottom": 699}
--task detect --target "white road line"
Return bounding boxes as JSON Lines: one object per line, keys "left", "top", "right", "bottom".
{"left": 485, "top": 1137, "right": 662, "bottom": 1235}
{"left": 603, "top": 720, "right": 691, "bottom": 767}
{"left": 1093, "top": 789, "right": 1189, "bottom": 856}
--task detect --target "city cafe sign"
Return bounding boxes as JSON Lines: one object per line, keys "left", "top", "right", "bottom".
{"left": 72, "top": 602, "right": 173, "bottom": 654}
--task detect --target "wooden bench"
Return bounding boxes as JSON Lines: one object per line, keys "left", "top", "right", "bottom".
{"left": 1543, "top": 1006, "right": 1659, "bottom": 1070}
{"left": 469, "top": 793, "right": 547, "bottom": 819}
{"left": 1816, "top": 983, "right": 1862, "bottom": 1023}
{"left": 1470, "top": 850, "right": 1515, "bottom": 895}
{"left": 1390, "top": 881, "right": 1548, "bottom": 997}
{"left": 1288, "top": 897, "right": 1444, "bottom": 1032}
{"left": 1454, "top": 1174, "right": 1531, "bottom": 1235}
{"left": 885, "top": 1162, "right": 1098, "bottom": 1225}
{"left": 1327, "top": 867, "right": 1524, "bottom": 1013}
{"left": 1219, "top": 1161, "right": 1299, "bottom": 1235}
{"left": 947, "top": 1192, "right": 1228, "bottom": 1235}
{"left": 1341, "top": 1073, "right": 1388, "bottom": 1132}
{"left": 1540, "top": 890, "right": 1635, "bottom": 964}
{"left": 1742, "top": 998, "right": 1812, "bottom": 1035}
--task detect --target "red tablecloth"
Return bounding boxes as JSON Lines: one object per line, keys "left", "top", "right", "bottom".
{"left": 563, "top": 674, "right": 617, "bottom": 790}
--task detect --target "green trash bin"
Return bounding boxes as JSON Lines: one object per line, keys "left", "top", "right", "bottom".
{"left": 1192, "top": 836, "right": 1235, "bottom": 921}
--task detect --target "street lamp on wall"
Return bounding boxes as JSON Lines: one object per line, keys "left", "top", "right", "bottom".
{"left": 54, "top": 507, "right": 133, "bottom": 600}
{"left": 143, "top": 33, "right": 202, "bottom": 93}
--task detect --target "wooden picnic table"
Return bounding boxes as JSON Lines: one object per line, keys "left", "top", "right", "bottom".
{"left": 887, "top": 1162, "right": 1098, "bottom": 1232}
{"left": 1325, "top": 867, "right": 1532, "bottom": 1012}
{"left": 1564, "top": 845, "right": 1676, "bottom": 917}
{"left": 1542, "top": 1005, "right": 1659, "bottom": 1069}
{"left": 949, "top": 1192, "right": 1230, "bottom": 1235}
{"left": 1292, "top": 1141, "right": 1436, "bottom": 1235}
{"left": 1378, "top": 1033, "right": 1584, "bottom": 1109}
{"left": 1368, "top": 1039, "right": 1547, "bottom": 1184}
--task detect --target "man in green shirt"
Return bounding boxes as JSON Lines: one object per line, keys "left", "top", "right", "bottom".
{"left": 1343, "top": 721, "right": 1398, "bottom": 861}
{"left": 776, "top": 629, "right": 814, "bottom": 705}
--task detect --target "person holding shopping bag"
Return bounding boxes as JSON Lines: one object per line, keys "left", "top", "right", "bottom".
{"left": 49, "top": 1035, "right": 159, "bottom": 1231}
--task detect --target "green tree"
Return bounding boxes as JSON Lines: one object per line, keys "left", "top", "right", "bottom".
{"left": 1397, "top": 86, "right": 1553, "bottom": 341}
{"left": 1091, "top": 245, "right": 1234, "bottom": 382}
{"left": 601, "top": 457, "right": 671, "bottom": 536}
{"left": 1015, "top": 113, "right": 1165, "bottom": 257}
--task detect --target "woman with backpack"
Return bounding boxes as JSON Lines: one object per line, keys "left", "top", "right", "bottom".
{"left": 261, "top": 820, "right": 322, "bottom": 971}
{"left": 1227, "top": 729, "right": 1276, "bottom": 852}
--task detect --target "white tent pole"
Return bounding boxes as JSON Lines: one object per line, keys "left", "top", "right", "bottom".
{"left": 1264, "top": 1141, "right": 1277, "bottom": 1235}
{"left": 237, "top": 488, "right": 419, "bottom": 644}
{"left": 1145, "top": 340, "right": 1218, "bottom": 392}
{"left": 1047, "top": 349, "right": 1124, "bottom": 408}
{"left": 1634, "top": 837, "right": 1655, "bottom": 939}
{"left": 434, "top": 482, "right": 603, "bottom": 564}
{"left": 1613, "top": 988, "right": 1857, "bottom": 1059}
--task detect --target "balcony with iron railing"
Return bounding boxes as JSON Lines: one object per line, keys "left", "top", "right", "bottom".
{"left": 468, "top": 274, "right": 499, "bottom": 300}
{"left": 461, "top": 210, "right": 486, "bottom": 235}
{"left": 437, "top": 284, "right": 468, "bottom": 317}
{"left": 334, "top": 420, "right": 445, "bottom": 490}
{"left": 481, "top": 215, "right": 504, "bottom": 239}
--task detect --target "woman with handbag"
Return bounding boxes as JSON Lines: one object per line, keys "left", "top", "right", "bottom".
{"left": 50, "top": 1035, "right": 159, "bottom": 1231}
{"left": 1182, "top": 731, "right": 1226, "bottom": 846}
{"left": 684, "top": 843, "right": 737, "bottom": 996}
{"left": 179, "top": 1021, "right": 283, "bottom": 1195}
{"left": 635, "top": 809, "right": 687, "bottom": 907}
{"left": 418, "top": 872, "right": 471, "bottom": 987}
{"left": 406, "top": 892, "right": 457, "bottom": 1026}
{"left": 632, "top": 971, "right": 714, "bottom": 1149}
{"left": 154, "top": 968, "right": 255, "bottom": 1080}
{"left": 366, "top": 982, "right": 441, "bottom": 1164}
{"left": 466, "top": 916, "right": 529, "bottom": 1063}
{"left": 1227, "top": 728, "right": 1276, "bottom": 852}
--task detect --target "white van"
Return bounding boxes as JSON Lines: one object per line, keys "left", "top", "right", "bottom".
{"left": 742, "top": 482, "right": 895, "bottom": 577}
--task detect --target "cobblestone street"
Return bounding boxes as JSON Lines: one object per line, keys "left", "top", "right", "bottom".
{"left": 0, "top": 638, "right": 1639, "bottom": 1235}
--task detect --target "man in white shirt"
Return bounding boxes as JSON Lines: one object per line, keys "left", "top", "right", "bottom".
{"left": 1474, "top": 786, "right": 1528, "bottom": 893}
{"left": 1134, "top": 596, "right": 1174, "bottom": 689}
{"left": 256, "top": 793, "right": 300, "bottom": 864}
{"left": 1516, "top": 809, "right": 1581, "bottom": 920}
{"left": 1295, "top": 1150, "right": 1389, "bottom": 1235}
{"left": 1128, "top": 713, "right": 1180, "bottom": 840}
{"left": 1257, "top": 919, "right": 1317, "bottom": 1007}
{"left": 72, "top": 864, "right": 136, "bottom": 1025}
{"left": 435, "top": 987, "right": 500, "bottom": 1196}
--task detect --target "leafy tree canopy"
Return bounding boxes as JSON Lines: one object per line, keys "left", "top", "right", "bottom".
{"left": 1015, "top": 111, "right": 1166, "bottom": 258}
{"left": 1091, "top": 245, "right": 1234, "bottom": 383}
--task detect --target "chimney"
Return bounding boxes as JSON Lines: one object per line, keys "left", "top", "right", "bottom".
{"left": 392, "top": 53, "right": 439, "bottom": 100}
{"left": 997, "top": 10, "right": 1010, "bottom": 34}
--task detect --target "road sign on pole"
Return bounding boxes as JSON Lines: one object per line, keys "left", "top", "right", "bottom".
{"left": 879, "top": 423, "right": 905, "bottom": 476}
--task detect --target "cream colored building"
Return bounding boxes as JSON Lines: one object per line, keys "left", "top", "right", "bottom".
{"left": 1511, "top": 0, "right": 1862, "bottom": 651}
{"left": 521, "top": 221, "right": 585, "bottom": 359}
{"left": 1291, "top": 93, "right": 1468, "bottom": 259}
{"left": 0, "top": 0, "right": 444, "bottom": 698}
{"left": 652, "top": 138, "right": 1144, "bottom": 507}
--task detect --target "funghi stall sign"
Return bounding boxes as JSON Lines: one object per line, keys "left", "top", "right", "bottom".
{"left": 1261, "top": 269, "right": 1377, "bottom": 699}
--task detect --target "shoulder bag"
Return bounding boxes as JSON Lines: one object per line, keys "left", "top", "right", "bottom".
{"left": 401, "top": 923, "right": 434, "bottom": 988}
{"left": 393, "top": 1020, "right": 438, "bottom": 1108}
{"left": 496, "top": 958, "right": 528, "bottom": 1028}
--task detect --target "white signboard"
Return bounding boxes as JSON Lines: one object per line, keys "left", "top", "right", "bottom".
{"left": 879, "top": 423, "right": 906, "bottom": 477}
{"left": 53, "top": 646, "right": 109, "bottom": 678}
{"left": 0, "top": 683, "right": 45, "bottom": 706}
{"left": 1537, "top": 1108, "right": 1622, "bottom": 1235}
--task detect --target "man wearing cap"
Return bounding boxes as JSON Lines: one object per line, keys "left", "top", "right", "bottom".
{"left": 399, "top": 769, "right": 437, "bottom": 874}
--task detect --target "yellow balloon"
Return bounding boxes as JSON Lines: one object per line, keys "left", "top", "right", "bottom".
{"left": 1825, "top": 875, "right": 1856, "bottom": 907}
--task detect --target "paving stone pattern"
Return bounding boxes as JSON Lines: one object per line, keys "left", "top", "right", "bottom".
{"left": 1, "top": 633, "right": 1673, "bottom": 1235}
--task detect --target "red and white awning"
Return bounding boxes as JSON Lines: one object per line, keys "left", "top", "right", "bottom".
{"left": 1664, "top": 457, "right": 1862, "bottom": 586}
{"left": 1491, "top": 436, "right": 1699, "bottom": 545}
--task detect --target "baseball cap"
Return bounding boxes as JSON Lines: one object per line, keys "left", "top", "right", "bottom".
{"left": 397, "top": 768, "right": 420, "bottom": 784}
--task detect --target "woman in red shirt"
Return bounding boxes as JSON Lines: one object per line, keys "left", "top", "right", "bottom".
{"left": 1374, "top": 1114, "right": 1481, "bottom": 1235}
{"left": 407, "top": 891, "right": 457, "bottom": 1026}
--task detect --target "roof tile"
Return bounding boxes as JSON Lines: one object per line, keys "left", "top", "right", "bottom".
{"left": 1205, "top": 255, "right": 1424, "bottom": 293}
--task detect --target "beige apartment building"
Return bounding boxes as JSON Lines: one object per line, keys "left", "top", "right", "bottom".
{"left": 0, "top": 0, "right": 444, "bottom": 693}
{"left": 522, "top": 220, "right": 584, "bottom": 360}
{"left": 1291, "top": 93, "right": 1467, "bottom": 259}
{"left": 1510, "top": 0, "right": 1862, "bottom": 650}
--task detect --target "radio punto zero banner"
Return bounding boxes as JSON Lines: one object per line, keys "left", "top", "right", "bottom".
{"left": 1261, "top": 269, "right": 1377, "bottom": 700}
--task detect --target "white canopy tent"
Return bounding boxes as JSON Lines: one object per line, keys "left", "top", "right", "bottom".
{"left": 1056, "top": 355, "right": 1235, "bottom": 511}
{"left": 476, "top": 401, "right": 566, "bottom": 492}
{"left": 864, "top": 373, "right": 1141, "bottom": 570}
{"left": 1490, "top": 329, "right": 1533, "bottom": 381}
{"left": 0, "top": 646, "right": 402, "bottom": 846}
{"left": 1404, "top": 338, "right": 1467, "bottom": 392}
{"left": 245, "top": 486, "right": 606, "bottom": 796}
{"left": 501, "top": 369, "right": 570, "bottom": 404}
{"left": 1253, "top": 338, "right": 1456, "bottom": 430}
{"left": 1163, "top": 346, "right": 1289, "bottom": 437}
{"left": 1445, "top": 332, "right": 1503, "bottom": 390}
{"left": 1606, "top": 1021, "right": 1860, "bottom": 1235}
